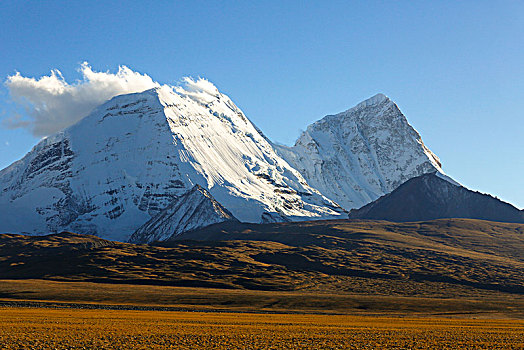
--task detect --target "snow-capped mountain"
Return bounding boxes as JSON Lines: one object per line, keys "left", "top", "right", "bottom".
{"left": 275, "top": 93, "right": 442, "bottom": 210}
{"left": 0, "top": 81, "right": 344, "bottom": 241}
{"left": 130, "top": 185, "right": 238, "bottom": 244}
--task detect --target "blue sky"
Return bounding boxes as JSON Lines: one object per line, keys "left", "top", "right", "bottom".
{"left": 0, "top": 1, "right": 522, "bottom": 208}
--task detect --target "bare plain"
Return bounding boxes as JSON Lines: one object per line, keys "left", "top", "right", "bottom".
{"left": 1, "top": 307, "right": 524, "bottom": 349}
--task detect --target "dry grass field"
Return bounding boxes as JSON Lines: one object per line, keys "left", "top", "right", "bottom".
{"left": 1, "top": 307, "right": 523, "bottom": 349}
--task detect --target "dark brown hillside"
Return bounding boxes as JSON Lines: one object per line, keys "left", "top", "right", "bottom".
{"left": 348, "top": 172, "right": 524, "bottom": 223}
{"left": 1, "top": 219, "right": 523, "bottom": 297}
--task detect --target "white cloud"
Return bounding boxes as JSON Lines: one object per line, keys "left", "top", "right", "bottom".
{"left": 175, "top": 77, "right": 221, "bottom": 105}
{"left": 3, "top": 63, "right": 160, "bottom": 136}
{"left": 178, "top": 77, "right": 219, "bottom": 96}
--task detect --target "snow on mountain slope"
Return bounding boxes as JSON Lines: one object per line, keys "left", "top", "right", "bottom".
{"left": 275, "top": 93, "right": 444, "bottom": 210}
{"left": 130, "top": 185, "right": 238, "bottom": 244}
{"left": 0, "top": 80, "right": 344, "bottom": 241}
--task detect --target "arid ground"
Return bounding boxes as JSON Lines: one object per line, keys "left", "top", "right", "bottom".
{"left": 1, "top": 307, "right": 523, "bottom": 349}
{"left": 1, "top": 279, "right": 524, "bottom": 349}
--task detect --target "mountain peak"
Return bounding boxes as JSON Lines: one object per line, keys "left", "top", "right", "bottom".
{"left": 350, "top": 93, "right": 391, "bottom": 112}
{"left": 275, "top": 91, "right": 441, "bottom": 211}
{"left": 0, "top": 78, "right": 343, "bottom": 241}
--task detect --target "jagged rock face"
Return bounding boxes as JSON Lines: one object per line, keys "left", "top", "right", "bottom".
{"left": 348, "top": 172, "right": 524, "bottom": 223}
{"left": 130, "top": 185, "right": 238, "bottom": 244}
{"left": 275, "top": 94, "right": 442, "bottom": 210}
{"left": 0, "top": 84, "right": 344, "bottom": 241}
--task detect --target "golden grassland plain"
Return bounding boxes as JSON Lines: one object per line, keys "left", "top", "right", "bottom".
{"left": 1, "top": 307, "right": 523, "bottom": 349}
